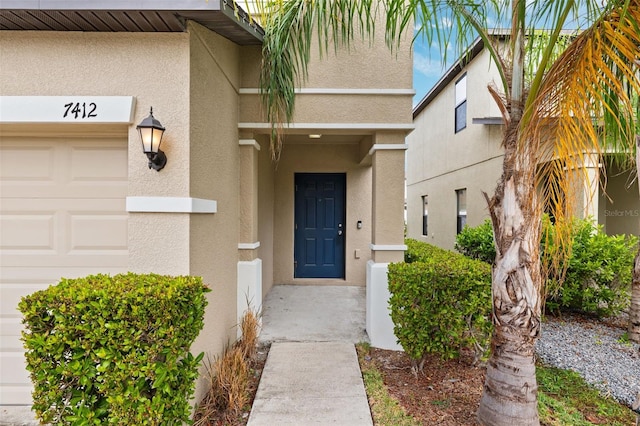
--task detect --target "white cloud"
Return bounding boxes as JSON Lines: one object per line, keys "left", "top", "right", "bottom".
{"left": 413, "top": 52, "right": 446, "bottom": 78}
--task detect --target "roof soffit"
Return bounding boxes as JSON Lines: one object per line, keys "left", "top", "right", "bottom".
{"left": 0, "top": 0, "right": 264, "bottom": 45}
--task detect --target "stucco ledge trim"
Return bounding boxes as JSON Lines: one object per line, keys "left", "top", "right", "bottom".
{"left": 126, "top": 197, "right": 217, "bottom": 213}
{"left": 369, "top": 244, "right": 408, "bottom": 251}
{"left": 368, "top": 144, "right": 409, "bottom": 156}
{"left": 238, "top": 242, "right": 261, "bottom": 250}
{"left": 239, "top": 139, "right": 261, "bottom": 150}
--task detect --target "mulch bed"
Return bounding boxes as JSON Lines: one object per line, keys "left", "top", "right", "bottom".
{"left": 371, "top": 348, "right": 486, "bottom": 425}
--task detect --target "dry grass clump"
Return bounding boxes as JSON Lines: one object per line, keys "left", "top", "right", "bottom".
{"left": 193, "top": 308, "right": 261, "bottom": 425}
{"left": 237, "top": 308, "right": 259, "bottom": 361}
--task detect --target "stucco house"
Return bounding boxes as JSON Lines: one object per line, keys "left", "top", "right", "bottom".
{"left": 406, "top": 35, "right": 640, "bottom": 251}
{"left": 0, "top": 1, "right": 412, "bottom": 406}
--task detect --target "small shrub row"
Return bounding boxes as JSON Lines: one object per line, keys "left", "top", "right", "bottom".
{"left": 454, "top": 217, "right": 637, "bottom": 317}
{"left": 19, "top": 273, "right": 210, "bottom": 425}
{"left": 554, "top": 219, "right": 636, "bottom": 316}
{"left": 389, "top": 241, "right": 492, "bottom": 366}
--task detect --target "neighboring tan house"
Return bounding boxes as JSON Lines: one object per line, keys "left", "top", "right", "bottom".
{"left": 406, "top": 35, "right": 640, "bottom": 251}
{"left": 0, "top": 2, "right": 412, "bottom": 406}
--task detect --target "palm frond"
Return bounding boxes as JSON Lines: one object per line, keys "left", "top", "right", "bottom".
{"left": 259, "top": 0, "right": 377, "bottom": 160}
{"left": 524, "top": 0, "right": 640, "bottom": 231}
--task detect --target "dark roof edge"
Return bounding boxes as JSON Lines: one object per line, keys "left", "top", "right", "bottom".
{"left": 0, "top": 0, "right": 264, "bottom": 43}
{"left": 2, "top": 0, "right": 222, "bottom": 11}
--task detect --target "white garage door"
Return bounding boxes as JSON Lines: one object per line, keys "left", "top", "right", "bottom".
{"left": 0, "top": 136, "right": 129, "bottom": 405}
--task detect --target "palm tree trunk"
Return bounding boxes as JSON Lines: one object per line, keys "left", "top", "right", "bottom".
{"left": 477, "top": 123, "right": 542, "bottom": 426}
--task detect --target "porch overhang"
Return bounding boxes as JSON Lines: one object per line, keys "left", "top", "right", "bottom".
{"left": 472, "top": 117, "right": 504, "bottom": 125}
{"left": 0, "top": 0, "right": 264, "bottom": 45}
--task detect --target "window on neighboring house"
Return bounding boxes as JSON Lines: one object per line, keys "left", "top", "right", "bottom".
{"left": 455, "top": 74, "right": 467, "bottom": 133}
{"left": 422, "top": 195, "right": 428, "bottom": 236}
{"left": 456, "top": 189, "right": 467, "bottom": 234}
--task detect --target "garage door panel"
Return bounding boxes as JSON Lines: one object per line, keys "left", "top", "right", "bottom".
{"left": 1, "top": 353, "right": 30, "bottom": 383}
{"left": 0, "top": 146, "right": 55, "bottom": 181}
{"left": 0, "top": 250, "right": 129, "bottom": 266}
{"left": 1, "top": 318, "right": 23, "bottom": 351}
{"left": 0, "top": 385, "right": 32, "bottom": 405}
{"left": 0, "top": 214, "right": 55, "bottom": 251}
{"left": 70, "top": 214, "right": 128, "bottom": 251}
{"left": 70, "top": 146, "right": 128, "bottom": 181}
{"left": 1, "top": 135, "right": 129, "bottom": 405}
{"left": 1, "top": 198, "right": 126, "bottom": 211}
{"left": 1, "top": 184, "right": 127, "bottom": 200}
{"left": 0, "top": 283, "right": 50, "bottom": 317}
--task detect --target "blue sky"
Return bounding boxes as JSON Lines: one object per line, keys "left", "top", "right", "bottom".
{"left": 412, "top": 40, "right": 451, "bottom": 106}
{"left": 410, "top": 2, "right": 593, "bottom": 106}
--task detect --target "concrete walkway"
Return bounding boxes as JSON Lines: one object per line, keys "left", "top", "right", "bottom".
{"left": 247, "top": 285, "right": 372, "bottom": 425}
{"left": 247, "top": 342, "right": 372, "bottom": 425}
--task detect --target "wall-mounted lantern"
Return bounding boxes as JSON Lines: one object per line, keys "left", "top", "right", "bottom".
{"left": 136, "top": 107, "right": 166, "bottom": 171}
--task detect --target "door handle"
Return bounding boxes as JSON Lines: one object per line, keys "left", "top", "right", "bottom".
{"left": 338, "top": 223, "right": 343, "bottom": 236}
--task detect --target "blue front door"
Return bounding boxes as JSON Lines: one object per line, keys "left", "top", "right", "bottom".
{"left": 294, "top": 173, "right": 346, "bottom": 278}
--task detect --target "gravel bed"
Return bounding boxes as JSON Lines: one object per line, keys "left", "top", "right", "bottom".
{"left": 535, "top": 313, "right": 640, "bottom": 407}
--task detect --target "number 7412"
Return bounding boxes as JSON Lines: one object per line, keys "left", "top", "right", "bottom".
{"left": 63, "top": 102, "right": 97, "bottom": 119}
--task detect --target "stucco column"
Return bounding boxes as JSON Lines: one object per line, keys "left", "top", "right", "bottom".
{"left": 366, "top": 133, "right": 407, "bottom": 350}
{"left": 237, "top": 138, "right": 262, "bottom": 336}
{"left": 567, "top": 152, "right": 600, "bottom": 224}
{"left": 581, "top": 153, "right": 600, "bottom": 222}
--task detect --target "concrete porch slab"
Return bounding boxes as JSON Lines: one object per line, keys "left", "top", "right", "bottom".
{"left": 258, "top": 285, "right": 369, "bottom": 344}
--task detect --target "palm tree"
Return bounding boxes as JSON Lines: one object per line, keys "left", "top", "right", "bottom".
{"left": 256, "top": 0, "right": 640, "bottom": 424}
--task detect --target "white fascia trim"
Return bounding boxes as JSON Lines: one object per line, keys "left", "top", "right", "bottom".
{"left": 368, "top": 144, "right": 409, "bottom": 156}
{"left": 239, "top": 123, "right": 414, "bottom": 131}
{"left": 239, "top": 88, "right": 415, "bottom": 96}
{"left": 0, "top": 96, "right": 135, "bottom": 123}
{"left": 126, "top": 197, "right": 217, "bottom": 213}
{"left": 238, "top": 242, "right": 261, "bottom": 250}
{"left": 370, "top": 244, "right": 408, "bottom": 251}
{"left": 239, "top": 139, "right": 261, "bottom": 150}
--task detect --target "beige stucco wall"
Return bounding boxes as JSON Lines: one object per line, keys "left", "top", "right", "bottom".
{"left": 600, "top": 161, "right": 640, "bottom": 236}
{"left": 406, "top": 48, "right": 504, "bottom": 250}
{"left": 239, "top": 23, "right": 414, "bottom": 126}
{"left": 186, "top": 22, "right": 247, "bottom": 400}
{"left": 0, "top": 26, "right": 252, "bottom": 402}
{"left": 0, "top": 30, "right": 193, "bottom": 271}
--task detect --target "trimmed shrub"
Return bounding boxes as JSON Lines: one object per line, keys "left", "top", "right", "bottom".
{"left": 19, "top": 273, "right": 210, "bottom": 425}
{"left": 389, "top": 241, "right": 492, "bottom": 364}
{"left": 405, "top": 238, "right": 452, "bottom": 263}
{"left": 454, "top": 217, "right": 637, "bottom": 317}
{"left": 548, "top": 220, "right": 637, "bottom": 317}
{"left": 454, "top": 219, "right": 496, "bottom": 264}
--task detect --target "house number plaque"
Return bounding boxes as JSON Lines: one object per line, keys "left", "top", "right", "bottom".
{"left": 0, "top": 96, "right": 135, "bottom": 124}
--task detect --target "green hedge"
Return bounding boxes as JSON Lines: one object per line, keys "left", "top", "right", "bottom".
{"left": 553, "top": 220, "right": 636, "bottom": 316}
{"left": 454, "top": 219, "right": 496, "bottom": 264}
{"left": 405, "top": 238, "right": 452, "bottom": 263}
{"left": 454, "top": 218, "right": 637, "bottom": 317}
{"left": 389, "top": 240, "right": 492, "bottom": 362}
{"left": 19, "top": 273, "right": 210, "bottom": 425}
